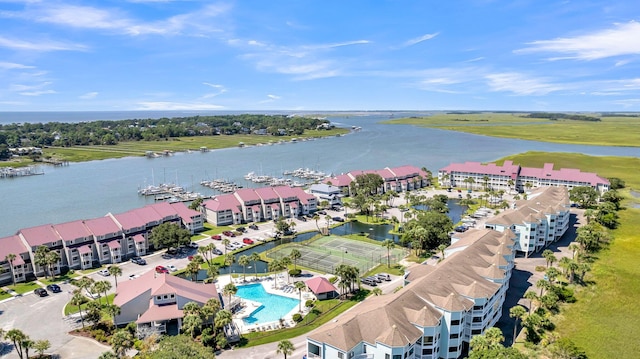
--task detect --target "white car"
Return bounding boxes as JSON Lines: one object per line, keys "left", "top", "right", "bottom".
{"left": 167, "top": 264, "right": 178, "bottom": 272}
{"left": 129, "top": 274, "right": 140, "bottom": 280}
{"left": 97, "top": 269, "right": 110, "bottom": 276}
{"left": 187, "top": 242, "right": 199, "bottom": 249}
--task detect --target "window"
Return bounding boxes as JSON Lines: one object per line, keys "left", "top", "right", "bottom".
{"left": 338, "top": 352, "right": 344, "bottom": 359}
{"left": 422, "top": 348, "right": 432, "bottom": 355}
{"left": 451, "top": 319, "right": 460, "bottom": 325}
{"left": 448, "top": 346, "right": 458, "bottom": 353}
{"left": 450, "top": 333, "right": 459, "bottom": 339}
{"left": 163, "top": 295, "right": 168, "bottom": 299}
{"left": 472, "top": 329, "right": 482, "bottom": 335}
{"left": 156, "top": 296, "right": 161, "bottom": 300}
{"left": 385, "top": 354, "right": 390, "bottom": 359}
{"left": 393, "top": 355, "right": 401, "bottom": 359}
{"left": 422, "top": 336, "right": 434, "bottom": 345}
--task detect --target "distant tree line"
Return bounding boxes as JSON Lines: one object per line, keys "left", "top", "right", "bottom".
{"left": 522, "top": 112, "right": 601, "bottom": 122}
{"left": 0, "top": 114, "right": 332, "bottom": 153}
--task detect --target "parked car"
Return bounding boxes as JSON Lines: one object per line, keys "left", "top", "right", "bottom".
{"left": 332, "top": 216, "right": 345, "bottom": 222}
{"left": 46, "top": 284, "right": 62, "bottom": 293}
{"left": 131, "top": 256, "right": 147, "bottom": 265}
{"left": 242, "top": 238, "right": 254, "bottom": 245}
{"left": 188, "top": 242, "right": 199, "bottom": 249}
{"left": 167, "top": 264, "right": 178, "bottom": 272}
{"left": 155, "top": 265, "right": 169, "bottom": 274}
{"left": 212, "top": 235, "right": 222, "bottom": 240}
{"left": 361, "top": 278, "right": 377, "bottom": 286}
{"left": 248, "top": 224, "right": 259, "bottom": 230}
{"left": 369, "top": 275, "right": 382, "bottom": 283}
{"left": 129, "top": 274, "right": 140, "bottom": 280}
{"left": 317, "top": 210, "right": 327, "bottom": 215}
{"left": 222, "top": 231, "right": 236, "bottom": 237}
{"left": 166, "top": 248, "right": 178, "bottom": 255}
{"left": 376, "top": 273, "right": 391, "bottom": 281}
{"left": 212, "top": 248, "right": 223, "bottom": 255}
{"left": 34, "top": 288, "right": 49, "bottom": 297}
{"left": 97, "top": 269, "right": 110, "bottom": 276}
{"left": 236, "top": 226, "right": 246, "bottom": 232}
{"left": 298, "top": 216, "right": 307, "bottom": 222}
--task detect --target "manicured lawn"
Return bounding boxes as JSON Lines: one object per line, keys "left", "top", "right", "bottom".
{"left": 495, "top": 151, "right": 640, "bottom": 359}
{"left": 8, "top": 281, "right": 41, "bottom": 294}
{"left": 40, "top": 272, "right": 80, "bottom": 284}
{"left": 386, "top": 113, "right": 640, "bottom": 147}
{"left": 65, "top": 293, "right": 116, "bottom": 315}
{"left": 0, "top": 289, "right": 12, "bottom": 301}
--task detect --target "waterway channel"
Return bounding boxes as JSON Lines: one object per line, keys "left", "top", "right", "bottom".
{"left": 1, "top": 112, "right": 638, "bottom": 236}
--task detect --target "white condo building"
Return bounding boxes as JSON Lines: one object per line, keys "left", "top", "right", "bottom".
{"left": 307, "top": 228, "right": 516, "bottom": 359}
{"left": 438, "top": 161, "right": 609, "bottom": 194}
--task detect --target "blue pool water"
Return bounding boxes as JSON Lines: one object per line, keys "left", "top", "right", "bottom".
{"left": 236, "top": 283, "right": 300, "bottom": 325}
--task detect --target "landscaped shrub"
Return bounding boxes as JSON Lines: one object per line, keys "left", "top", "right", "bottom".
{"left": 289, "top": 269, "right": 301, "bottom": 277}
{"left": 535, "top": 265, "right": 547, "bottom": 272}
{"left": 328, "top": 276, "right": 337, "bottom": 283}
{"left": 292, "top": 313, "right": 303, "bottom": 322}
{"left": 305, "top": 299, "right": 315, "bottom": 308}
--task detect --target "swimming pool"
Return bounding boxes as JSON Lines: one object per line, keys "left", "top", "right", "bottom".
{"left": 236, "top": 283, "right": 299, "bottom": 325}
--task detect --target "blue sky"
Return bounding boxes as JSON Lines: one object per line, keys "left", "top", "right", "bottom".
{"left": 1, "top": 0, "right": 640, "bottom": 112}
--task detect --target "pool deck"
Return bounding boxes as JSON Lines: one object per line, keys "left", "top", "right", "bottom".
{"left": 217, "top": 274, "right": 317, "bottom": 334}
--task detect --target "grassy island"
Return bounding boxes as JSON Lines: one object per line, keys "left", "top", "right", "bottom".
{"left": 385, "top": 112, "right": 640, "bottom": 147}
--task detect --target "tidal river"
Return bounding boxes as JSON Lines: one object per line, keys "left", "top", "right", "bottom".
{"left": 1, "top": 112, "right": 638, "bottom": 237}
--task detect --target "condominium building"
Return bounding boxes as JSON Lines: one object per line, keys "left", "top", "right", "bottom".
{"left": 307, "top": 228, "right": 516, "bottom": 359}
{"left": 484, "top": 186, "right": 571, "bottom": 255}
{"left": 201, "top": 185, "right": 317, "bottom": 226}
{"left": 324, "top": 165, "right": 431, "bottom": 196}
{"left": 438, "top": 161, "right": 609, "bottom": 194}
{"left": 0, "top": 201, "right": 203, "bottom": 286}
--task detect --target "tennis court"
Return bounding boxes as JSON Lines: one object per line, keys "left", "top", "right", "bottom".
{"left": 266, "top": 235, "right": 405, "bottom": 274}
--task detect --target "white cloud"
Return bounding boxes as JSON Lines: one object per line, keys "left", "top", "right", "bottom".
{"left": 259, "top": 94, "right": 281, "bottom": 104}
{"left": 0, "top": 36, "right": 86, "bottom": 51}
{"left": 402, "top": 33, "right": 439, "bottom": 47}
{"left": 136, "top": 101, "right": 224, "bottom": 110}
{"left": 613, "top": 98, "right": 640, "bottom": 108}
{"left": 0, "top": 62, "right": 34, "bottom": 69}
{"left": 200, "top": 83, "right": 227, "bottom": 99}
{"left": 20, "top": 89, "right": 56, "bottom": 96}
{"left": 516, "top": 21, "right": 640, "bottom": 60}
{"left": 9, "top": 81, "right": 52, "bottom": 92}
{"left": 79, "top": 92, "right": 99, "bottom": 99}
{"left": 485, "top": 72, "right": 563, "bottom": 95}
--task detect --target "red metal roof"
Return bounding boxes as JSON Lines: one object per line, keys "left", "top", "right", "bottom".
{"left": 148, "top": 202, "right": 179, "bottom": 220}
{"left": 254, "top": 186, "right": 279, "bottom": 201}
{"left": 111, "top": 211, "right": 147, "bottom": 230}
{"left": 170, "top": 202, "right": 201, "bottom": 224}
{"left": 133, "top": 206, "right": 164, "bottom": 225}
{"left": 107, "top": 239, "right": 121, "bottom": 249}
{"left": 19, "top": 224, "right": 60, "bottom": 248}
{"left": 53, "top": 220, "right": 92, "bottom": 242}
{"left": 133, "top": 234, "right": 146, "bottom": 243}
{"left": 305, "top": 276, "right": 338, "bottom": 294}
{"left": 203, "top": 194, "right": 242, "bottom": 213}
{"left": 136, "top": 301, "right": 184, "bottom": 323}
{"left": 84, "top": 216, "right": 122, "bottom": 237}
{"left": 0, "top": 235, "right": 28, "bottom": 265}
{"left": 439, "top": 160, "right": 520, "bottom": 178}
{"left": 234, "top": 188, "right": 262, "bottom": 202}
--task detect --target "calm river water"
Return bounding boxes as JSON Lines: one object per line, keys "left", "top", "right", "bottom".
{"left": 1, "top": 112, "right": 638, "bottom": 237}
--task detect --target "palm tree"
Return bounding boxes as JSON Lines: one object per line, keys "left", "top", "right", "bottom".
{"left": 536, "top": 278, "right": 550, "bottom": 297}
{"left": 45, "top": 250, "right": 61, "bottom": 279}
{"left": 568, "top": 243, "right": 581, "bottom": 260}
{"left": 372, "top": 287, "right": 383, "bottom": 296}
{"left": 76, "top": 276, "right": 95, "bottom": 297}
{"left": 276, "top": 339, "right": 295, "bottom": 359}
{"left": 509, "top": 305, "right": 527, "bottom": 344}
{"left": 325, "top": 215, "right": 332, "bottom": 232}
{"left": 22, "top": 338, "right": 34, "bottom": 359}
{"left": 110, "top": 329, "right": 134, "bottom": 358}
{"left": 381, "top": 239, "right": 395, "bottom": 268}
{"left": 238, "top": 255, "right": 250, "bottom": 281}
{"left": 214, "top": 309, "right": 233, "bottom": 332}
{"left": 250, "top": 252, "right": 261, "bottom": 279}
{"left": 71, "top": 290, "right": 87, "bottom": 329}
{"left": 280, "top": 256, "right": 292, "bottom": 283}
{"left": 523, "top": 290, "right": 538, "bottom": 314}
{"left": 294, "top": 281, "right": 306, "bottom": 312}
{"left": 542, "top": 249, "right": 556, "bottom": 268}
{"left": 94, "top": 280, "right": 112, "bottom": 305}
{"left": 5, "top": 329, "right": 27, "bottom": 359}
{"left": 222, "top": 282, "right": 237, "bottom": 308}
{"left": 206, "top": 264, "right": 219, "bottom": 283}
{"left": 482, "top": 175, "right": 490, "bottom": 192}
{"left": 182, "top": 314, "right": 203, "bottom": 339}
{"left": 463, "top": 177, "right": 475, "bottom": 190}
{"left": 203, "top": 298, "right": 222, "bottom": 329}
{"left": 224, "top": 253, "right": 235, "bottom": 268}
{"left": 437, "top": 243, "right": 447, "bottom": 260}
{"left": 222, "top": 238, "right": 231, "bottom": 255}
{"left": 108, "top": 265, "right": 122, "bottom": 289}
{"left": 104, "top": 303, "right": 121, "bottom": 325}
{"left": 5, "top": 253, "right": 17, "bottom": 286}
{"left": 289, "top": 249, "right": 301, "bottom": 270}
{"left": 313, "top": 214, "right": 320, "bottom": 232}
{"left": 186, "top": 261, "right": 201, "bottom": 282}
